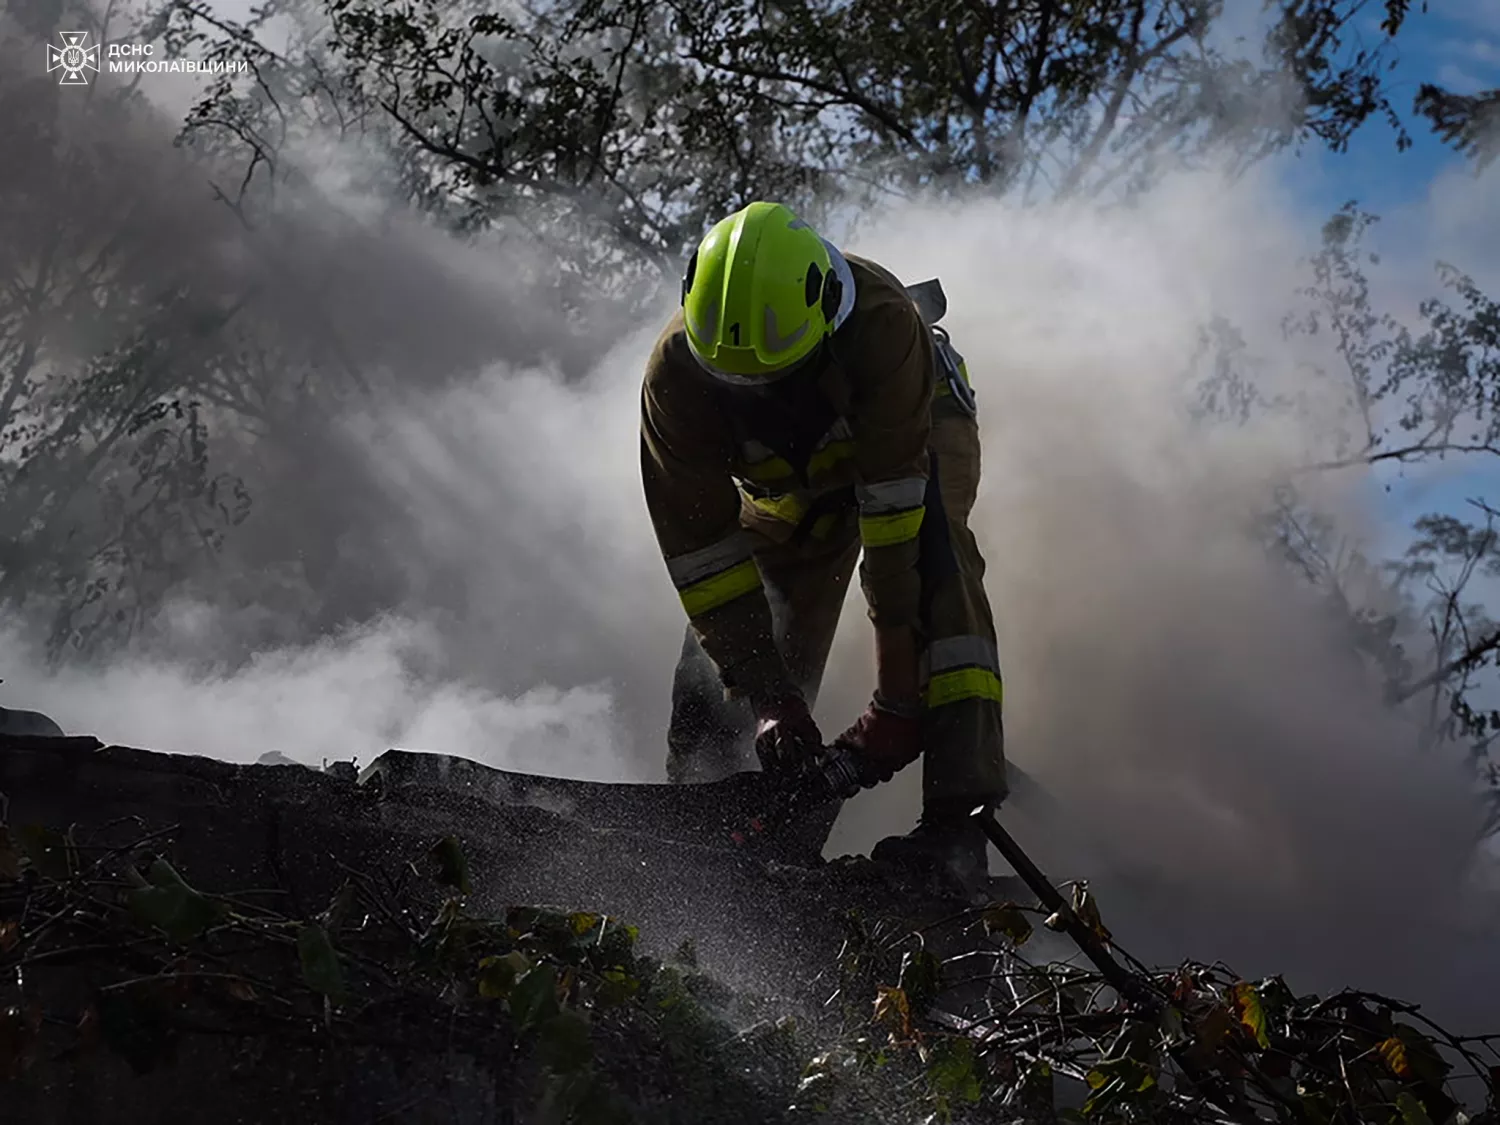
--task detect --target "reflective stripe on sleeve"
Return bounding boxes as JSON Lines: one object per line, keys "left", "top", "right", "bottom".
{"left": 665, "top": 532, "right": 764, "bottom": 617}
{"left": 739, "top": 440, "right": 795, "bottom": 484}
{"left": 856, "top": 476, "right": 927, "bottom": 548}
{"left": 741, "top": 425, "right": 857, "bottom": 483}
{"left": 923, "top": 634, "right": 1004, "bottom": 708}
{"left": 679, "top": 559, "right": 762, "bottom": 616}
{"left": 857, "top": 477, "right": 927, "bottom": 513}
{"left": 807, "top": 419, "right": 856, "bottom": 477}
{"left": 808, "top": 440, "right": 856, "bottom": 476}
{"left": 665, "top": 530, "right": 753, "bottom": 588}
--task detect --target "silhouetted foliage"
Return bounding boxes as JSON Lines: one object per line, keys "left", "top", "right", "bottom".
{"left": 1415, "top": 84, "right": 1500, "bottom": 171}
{"left": 1195, "top": 201, "right": 1500, "bottom": 833}
{"left": 4, "top": 817, "right": 1497, "bottom": 1121}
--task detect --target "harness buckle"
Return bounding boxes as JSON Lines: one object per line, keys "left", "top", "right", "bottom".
{"left": 932, "top": 326, "right": 977, "bottom": 419}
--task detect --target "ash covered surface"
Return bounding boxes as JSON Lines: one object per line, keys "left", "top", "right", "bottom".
{"left": 0, "top": 733, "right": 1014, "bottom": 1124}
{"left": 7, "top": 735, "right": 1495, "bottom": 1125}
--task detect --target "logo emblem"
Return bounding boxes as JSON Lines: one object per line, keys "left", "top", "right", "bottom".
{"left": 46, "top": 32, "right": 100, "bottom": 86}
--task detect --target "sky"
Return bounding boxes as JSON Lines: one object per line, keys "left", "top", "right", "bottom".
{"left": 1284, "top": 1, "right": 1500, "bottom": 219}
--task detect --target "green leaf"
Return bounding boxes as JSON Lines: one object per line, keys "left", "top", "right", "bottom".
{"left": 506, "top": 906, "right": 581, "bottom": 956}
{"left": 509, "top": 963, "right": 560, "bottom": 1032}
{"left": 96, "top": 990, "right": 177, "bottom": 1075}
{"left": 567, "top": 911, "right": 601, "bottom": 936}
{"left": 591, "top": 917, "right": 639, "bottom": 970}
{"left": 897, "top": 949, "right": 942, "bottom": 1013}
{"left": 596, "top": 967, "right": 639, "bottom": 1007}
{"left": 297, "top": 923, "right": 346, "bottom": 1002}
{"left": 925, "top": 1036, "right": 981, "bottom": 1104}
{"left": 478, "top": 950, "right": 532, "bottom": 999}
{"left": 539, "top": 1008, "right": 593, "bottom": 1073}
{"left": 1086, "top": 1057, "right": 1156, "bottom": 1094}
{"left": 1194, "top": 1004, "right": 1236, "bottom": 1052}
{"left": 429, "top": 835, "right": 472, "bottom": 896}
{"left": 125, "top": 859, "right": 226, "bottom": 943}
{"left": 1159, "top": 1006, "right": 1189, "bottom": 1047}
{"left": 0, "top": 828, "right": 20, "bottom": 881}
{"left": 1082, "top": 1056, "right": 1157, "bottom": 1117}
{"left": 981, "top": 902, "right": 1033, "bottom": 946}
{"left": 16, "top": 824, "right": 75, "bottom": 880}
{"left": 651, "top": 965, "right": 687, "bottom": 1012}
{"left": 1255, "top": 975, "right": 1297, "bottom": 1016}
{"left": 1395, "top": 1091, "right": 1434, "bottom": 1125}
{"left": 1296, "top": 1090, "right": 1336, "bottom": 1125}
{"left": 1109, "top": 1019, "right": 1160, "bottom": 1066}
{"left": 1015, "top": 1057, "right": 1055, "bottom": 1112}
{"left": 1230, "top": 980, "right": 1271, "bottom": 1049}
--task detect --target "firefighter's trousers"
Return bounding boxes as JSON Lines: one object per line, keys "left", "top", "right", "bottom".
{"left": 665, "top": 403, "right": 1007, "bottom": 809}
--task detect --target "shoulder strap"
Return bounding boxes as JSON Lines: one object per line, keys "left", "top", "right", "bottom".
{"left": 903, "top": 278, "right": 947, "bottom": 325}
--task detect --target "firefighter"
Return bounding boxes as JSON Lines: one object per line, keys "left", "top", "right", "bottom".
{"left": 640, "top": 201, "right": 1006, "bottom": 881}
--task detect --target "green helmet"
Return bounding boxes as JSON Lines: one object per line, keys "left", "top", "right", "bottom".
{"left": 680, "top": 202, "right": 843, "bottom": 384}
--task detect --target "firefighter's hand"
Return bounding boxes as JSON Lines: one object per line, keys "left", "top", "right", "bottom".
{"left": 752, "top": 692, "right": 823, "bottom": 778}
{"left": 834, "top": 695, "right": 924, "bottom": 785}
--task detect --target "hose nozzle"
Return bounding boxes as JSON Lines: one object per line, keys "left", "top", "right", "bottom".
{"left": 811, "top": 744, "right": 865, "bottom": 801}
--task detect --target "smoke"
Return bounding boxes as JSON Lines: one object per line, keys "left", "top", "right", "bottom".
{"left": 827, "top": 176, "right": 1497, "bottom": 1023}
{"left": 3, "top": 615, "right": 623, "bottom": 775}
{"left": 3, "top": 9, "right": 1499, "bottom": 1030}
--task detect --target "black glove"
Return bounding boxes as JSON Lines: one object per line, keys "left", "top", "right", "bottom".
{"left": 752, "top": 691, "right": 823, "bottom": 778}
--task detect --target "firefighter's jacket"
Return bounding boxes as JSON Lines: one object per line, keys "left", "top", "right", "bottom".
{"left": 640, "top": 253, "right": 941, "bottom": 703}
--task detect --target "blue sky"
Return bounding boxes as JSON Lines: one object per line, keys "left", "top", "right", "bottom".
{"left": 1282, "top": 1, "right": 1500, "bottom": 219}
{"left": 1266, "top": 0, "right": 1500, "bottom": 558}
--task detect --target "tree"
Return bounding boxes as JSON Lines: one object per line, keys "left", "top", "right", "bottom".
{"left": 660, "top": 0, "right": 1423, "bottom": 202}
{"left": 0, "top": 3, "right": 251, "bottom": 660}
{"left": 1196, "top": 200, "right": 1500, "bottom": 837}
{"left": 159, "top": 0, "right": 1434, "bottom": 285}
{"left": 1416, "top": 84, "right": 1500, "bottom": 172}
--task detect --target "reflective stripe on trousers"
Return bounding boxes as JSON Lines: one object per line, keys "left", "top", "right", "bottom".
{"left": 923, "top": 634, "right": 1004, "bottom": 708}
